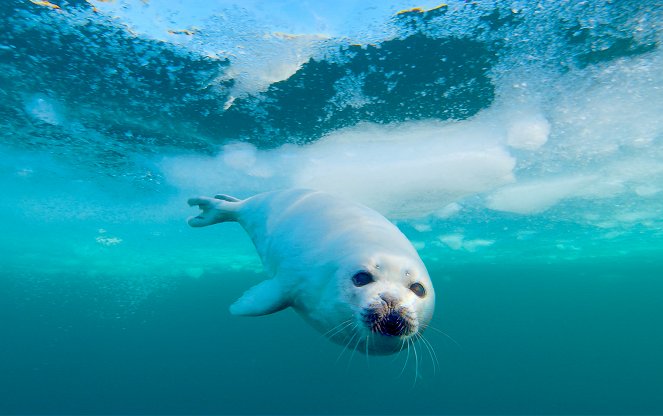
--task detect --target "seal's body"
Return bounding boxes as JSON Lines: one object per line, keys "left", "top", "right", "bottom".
{"left": 188, "top": 189, "right": 435, "bottom": 355}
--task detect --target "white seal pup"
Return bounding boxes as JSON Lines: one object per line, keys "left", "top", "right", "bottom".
{"left": 187, "top": 189, "right": 435, "bottom": 355}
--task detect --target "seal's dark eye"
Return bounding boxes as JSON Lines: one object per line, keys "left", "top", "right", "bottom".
{"left": 409, "top": 282, "right": 426, "bottom": 297}
{"left": 352, "top": 271, "right": 374, "bottom": 287}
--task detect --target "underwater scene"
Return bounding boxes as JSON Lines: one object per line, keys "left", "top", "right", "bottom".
{"left": 1, "top": 0, "right": 662, "bottom": 414}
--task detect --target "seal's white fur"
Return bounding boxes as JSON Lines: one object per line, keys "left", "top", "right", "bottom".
{"left": 188, "top": 189, "right": 435, "bottom": 355}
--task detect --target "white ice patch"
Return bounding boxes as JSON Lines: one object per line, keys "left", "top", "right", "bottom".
{"left": 295, "top": 122, "right": 516, "bottom": 218}
{"left": 184, "top": 267, "right": 205, "bottom": 279}
{"left": 222, "top": 142, "right": 259, "bottom": 172}
{"left": 506, "top": 111, "right": 550, "bottom": 150}
{"left": 486, "top": 156, "right": 663, "bottom": 215}
{"left": 434, "top": 202, "right": 462, "bottom": 219}
{"left": 95, "top": 236, "right": 123, "bottom": 246}
{"left": 412, "top": 240, "right": 426, "bottom": 251}
{"left": 218, "top": 33, "right": 328, "bottom": 100}
{"left": 95, "top": 228, "right": 123, "bottom": 246}
{"left": 163, "top": 119, "right": 516, "bottom": 218}
{"left": 438, "top": 233, "right": 464, "bottom": 250}
{"left": 412, "top": 223, "right": 432, "bottom": 233}
{"left": 438, "top": 234, "right": 494, "bottom": 252}
{"left": 24, "top": 94, "right": 63, "bottom": 125}
{"left": 486, "top": 175, "right": 598, "bottom": 214}
{"left": 634, "top": 185, "right": 660, "bottom": 197}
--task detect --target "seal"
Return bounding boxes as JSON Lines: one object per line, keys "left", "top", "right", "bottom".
{"left": 187, "top": 189, "right": 435, "bottom": 355}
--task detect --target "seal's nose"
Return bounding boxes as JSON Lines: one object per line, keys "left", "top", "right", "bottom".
{"left": 380, "top": 293, "right": 399, "bottom": 307}
{"left": 364, "top": 294, "right": 414, "bottom": 337}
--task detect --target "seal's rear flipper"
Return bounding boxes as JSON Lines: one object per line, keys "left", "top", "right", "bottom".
{"left": 230, "top": 279, "right": 291, "bottom": 316}
{"left": 214, "top": 194, "right": 240, "bottom": 202}
{"left": 187, "top": 195, "right": 239, "bottom": 227}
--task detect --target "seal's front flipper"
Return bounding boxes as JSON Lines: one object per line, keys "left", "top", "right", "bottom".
{"left": 230, "top": 279, "right": 291, "bottom": 316}
{"left": 187, "top": 195, "right": 239, "bottom": 227}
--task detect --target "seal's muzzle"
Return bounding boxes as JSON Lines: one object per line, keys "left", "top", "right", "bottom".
{"left": 363, "top": 294, "right": 416, "bottom": 337}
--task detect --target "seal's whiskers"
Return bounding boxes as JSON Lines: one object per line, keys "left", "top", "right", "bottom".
{"left": 411, "top": 338, "right": 421, "bottom": 387}
{"left": 391, "top": 338, "right": 407, "bottom": 364}
{"left": 397, "top": 339, "right": 410, "bottom": 379}
{"left": 335, "top": 324, "right": 359, "bottom": 364}
{"left": 421, "top": 333, "right": 440, "bottom": 371}
{"left": 322, "top": 319, "right": 353, "bottom": 339}
{"left": 421, "top": 324, "right": 461, "bottom": 349}
{"left": 416, "top": 332, "right": 438, "bottom": 375}
{"left": 347, "top": 331, "right": 363, "bottom": 370}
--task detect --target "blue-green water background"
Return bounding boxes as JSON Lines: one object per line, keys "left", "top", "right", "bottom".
{"left": 1, "top": 0, "right": 663, "bottom": 414}
{"left": 3, "top": 258, "right": 663, "bottom": 414}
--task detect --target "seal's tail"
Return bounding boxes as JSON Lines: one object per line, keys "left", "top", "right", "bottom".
{"left": 187, "top": 194, "right": 241, "bottom": 227}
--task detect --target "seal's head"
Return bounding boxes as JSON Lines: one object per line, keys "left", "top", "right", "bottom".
{"left": 327, "top": 253, "right": 435, "bottom": 355}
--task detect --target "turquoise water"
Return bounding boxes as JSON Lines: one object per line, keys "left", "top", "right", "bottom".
{"left": 1, "top": 0, "right": 662, "bottom": 414}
